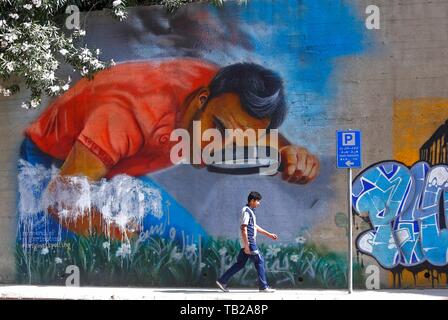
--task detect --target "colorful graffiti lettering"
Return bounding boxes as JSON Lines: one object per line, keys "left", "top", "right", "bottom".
{"left": 353, "top": 161, "right": 448, "bottom": 269}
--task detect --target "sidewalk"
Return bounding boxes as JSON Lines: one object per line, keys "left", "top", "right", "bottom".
{"left": 1, "top": 285, "right": 448, "bottom": 300}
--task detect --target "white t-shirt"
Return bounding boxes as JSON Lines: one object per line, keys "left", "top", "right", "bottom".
{"left": 240, "top": 205, "right": 257, "bottom": 249}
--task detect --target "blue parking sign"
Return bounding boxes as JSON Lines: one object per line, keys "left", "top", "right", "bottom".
{"left": 337, "top": 130, "right": 362, "bottom": 169}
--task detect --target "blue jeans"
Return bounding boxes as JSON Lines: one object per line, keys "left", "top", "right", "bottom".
{"left": 218, "top": 248, "right": 269, "bottom": 290}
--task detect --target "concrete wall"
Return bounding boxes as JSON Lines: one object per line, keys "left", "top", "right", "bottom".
{"left": 1, "top": 0, "right": 448, "bottom": 289}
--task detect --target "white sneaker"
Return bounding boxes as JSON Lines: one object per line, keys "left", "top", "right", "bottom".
{"left": 259, "top": 287, "right": 276, "bottom": 293}
{"left": 216, "top": 281, "right": 229, "bottom": 292}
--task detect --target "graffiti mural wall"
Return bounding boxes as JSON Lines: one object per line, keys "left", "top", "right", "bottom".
{"left": 3, "top": 0, "right": 448, "bottom": 289}
{"left": 10, "top": 0, "right": 370, "bottom": 287}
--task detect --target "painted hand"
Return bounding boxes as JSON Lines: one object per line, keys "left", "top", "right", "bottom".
{"left": 279, "top": 145, "right": 320, "bottom": 184}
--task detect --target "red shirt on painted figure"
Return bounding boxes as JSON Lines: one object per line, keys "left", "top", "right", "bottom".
{"left": 25, "top": 59, "right": 218, "bottom": 178}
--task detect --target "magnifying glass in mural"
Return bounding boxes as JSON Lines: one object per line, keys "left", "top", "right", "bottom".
{"left": 206, "top": 146, "right": 283, "bottom": 175}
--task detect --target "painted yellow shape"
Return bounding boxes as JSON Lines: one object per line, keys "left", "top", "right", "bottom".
{"left": 391, "top": 98, "right": 448, "bottom": 288}
{"left": 393, "top": 98, "right": 448, "bottom": 166}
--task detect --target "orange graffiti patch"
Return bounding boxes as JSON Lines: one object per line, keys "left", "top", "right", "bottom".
{"left": 393, "top": 98, "right": 448, "bottom": 166}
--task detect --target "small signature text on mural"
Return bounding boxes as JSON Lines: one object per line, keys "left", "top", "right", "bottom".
{"left": 22, "top": 242, "right": 71, "bottom": 250}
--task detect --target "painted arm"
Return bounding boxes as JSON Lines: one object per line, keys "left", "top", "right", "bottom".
{"left": 58, "top": 141, "right": 108, "bottom": 180}
{"left": 46, "top": 141, "right": 136, "bottom": 240}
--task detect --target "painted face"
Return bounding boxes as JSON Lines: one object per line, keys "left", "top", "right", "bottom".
{"left": 195, "top": 92, "right": 271, "bottom": 150}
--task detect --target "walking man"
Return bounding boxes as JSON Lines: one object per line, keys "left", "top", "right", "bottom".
{"left": 216, "top": 191, "right": 278, "bottom": 292}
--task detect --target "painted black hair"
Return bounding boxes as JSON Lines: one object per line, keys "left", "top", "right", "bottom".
{"left": 247, "top": 191, "right": 262, "bottom": 203}
{"left": 208, "top": 63, "right": 287, "bottom": 129}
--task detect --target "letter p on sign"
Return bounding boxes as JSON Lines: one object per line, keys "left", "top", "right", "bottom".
{"left": 342, "top": 133, "right": 356, "bottom": 146}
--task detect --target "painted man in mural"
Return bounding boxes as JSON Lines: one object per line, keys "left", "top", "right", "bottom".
{"left": 19, "top": 58, "right": 320, "bottom": 241}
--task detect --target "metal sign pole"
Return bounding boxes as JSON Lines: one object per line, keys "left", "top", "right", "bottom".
{"left": 348, "top": 167, "right": 353, "bottom": 294}
{"left": 337, "top": 129, "right": 360, "bottom": 294}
